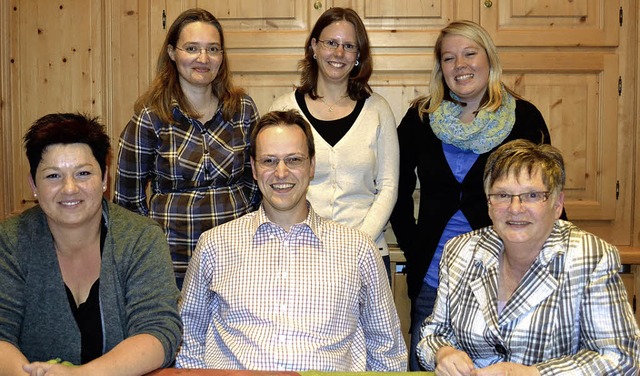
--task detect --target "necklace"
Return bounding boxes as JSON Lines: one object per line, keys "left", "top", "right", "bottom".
{"left": 319, "top": 95, "right": 348, "bottom": 112}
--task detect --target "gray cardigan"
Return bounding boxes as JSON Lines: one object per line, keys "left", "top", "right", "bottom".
{"left": 0, "top": 200, "right": 182, "bottom": 366}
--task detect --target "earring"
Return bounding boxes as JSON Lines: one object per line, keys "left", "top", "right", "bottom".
{"left": 33, "top": 193, "right": 38, "bottom": 198}
{"left": 103, "top": 186, "right": 107, "bottom": 192}
{"left": 313, "top": 54, "right": 317, "bottom": 60}
{"left": 355, "top": 60, "right": 359, "bottom": 66}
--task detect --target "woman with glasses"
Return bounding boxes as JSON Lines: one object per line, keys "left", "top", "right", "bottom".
{"left": 114, "top": 8, "right": 260, "bottom": 287}
{"left": 418, "top": 139, "right": 639, "bottom": 375}
{"left": 270, "top": 7, "right": 399, "bottom": 277}
{"left": 388, "top": 20, "right": 559, "bottom": 370}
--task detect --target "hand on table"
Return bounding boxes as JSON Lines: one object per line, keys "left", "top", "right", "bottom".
{"left": 23, "top": 361, "right": 83, "bottom": 376}
{"left": 470, "top": 362, "right": 540, "bottom": 376}
{"left": 435, "top": 346, "right": 475, "bottom": 376}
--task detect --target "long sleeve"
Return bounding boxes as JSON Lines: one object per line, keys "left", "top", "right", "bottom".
{"left": 357, "top": 95, "right": 399, "bottom": 244}
{"left": 107, "top": 205, "right": 183, "bottom": 368}
{"left": 389, "top": 106, "right": 421, "bottom": 260}
{"left": 113, "top": 109, "right": 157, "bottom": 216}
{"left": 534, "top": 240, "right": 640, "bottom": 375}
{"left": 175, "top": 236, "right": 216, "bottom": 369}
{"left": 359, "top": 238, "right": 408, "bottom": 371}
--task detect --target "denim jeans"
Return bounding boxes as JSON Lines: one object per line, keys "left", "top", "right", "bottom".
{"left": 410, "top": 283, "right": 437, "bottom": 371}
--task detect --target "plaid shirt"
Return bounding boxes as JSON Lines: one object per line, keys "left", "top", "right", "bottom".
{"left": 114, "top": 97, "right": 260, "bottom": 264}
{"left": 418, "top": 220, "right": 640, "bottom": 375}
{"left": 176, "top": 204, "right": 408, "bottom": 371}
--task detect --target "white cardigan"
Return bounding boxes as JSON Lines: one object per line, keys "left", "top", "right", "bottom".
{"left": 270, "top": 91, "right": 399, "bottom": 255}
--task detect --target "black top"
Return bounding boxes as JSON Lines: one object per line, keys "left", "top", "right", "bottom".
{"left": 389, "top": 99, "right": 555, "bottom": 300}
{"left": 295, "top": 89, "right": 365, "bottom": 146}
{"left": 64, "top": 220, "right": 107, "bottom": 364}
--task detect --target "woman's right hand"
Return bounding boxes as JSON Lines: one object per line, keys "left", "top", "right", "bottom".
{"left": 435, "top": 346, "right": 475, "bottom": 376}
{"left": 22, "top": 362, "right": 81, "bottom": 376}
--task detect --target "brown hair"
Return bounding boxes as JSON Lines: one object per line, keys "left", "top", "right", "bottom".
{"left": 250, "top": 110, "right": 315, "bottom": 159}
{"left": 297, "top": 7, "right": 372, "bottom": 101}
{"left": 483, "top": 139, "right": 565, "bottom": 196}
{"left": 24, "top": 113, "right": 111, "bottom": 181}
{"left": 134, "top": 8, "right": 245, "bottom": 123}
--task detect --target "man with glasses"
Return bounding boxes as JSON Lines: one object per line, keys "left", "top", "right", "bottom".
{"left": 176, "top": 110, "right": 407, "bottom": 371}
{"left": 417, "top": 139, "right": 640, "bottom": 375}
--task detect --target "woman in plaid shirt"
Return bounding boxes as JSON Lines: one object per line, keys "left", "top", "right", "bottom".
{"left": 114, "top": 9, "right": 260, "bottom": 284}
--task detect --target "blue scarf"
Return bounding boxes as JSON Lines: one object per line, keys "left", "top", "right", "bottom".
{"left": 429, "top": 87, "right": 516, "bottom": 154}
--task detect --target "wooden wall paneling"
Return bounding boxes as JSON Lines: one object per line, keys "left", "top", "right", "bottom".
{"left": 0, "top": 3, "right": 10, "bottom": 218}
{"left": 634, "top": 0, "right": 640, "bottom": 247}
{"left": 7, "top": 0, "right": 105, "bottom": 215}
{"left": 107, "top": 0, "right": 153, "bottom": 193}
{"left": 480, "top": 0, "right": 619, "bottom": 46}
{"left": 607, "top": 0, "right": 635, "bottom": 247}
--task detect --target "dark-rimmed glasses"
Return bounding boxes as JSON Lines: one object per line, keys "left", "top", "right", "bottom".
{"left": 487, "top": 191, "right": 550, "bottom": 207}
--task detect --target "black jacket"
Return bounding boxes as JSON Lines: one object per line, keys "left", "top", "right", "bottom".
{"left": 390, "top": 99, "right": 552, "bottom": 300}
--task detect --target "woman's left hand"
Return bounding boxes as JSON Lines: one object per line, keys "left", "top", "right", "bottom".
{"left": 471, "top": 362, "right": 540, "bottom": 376}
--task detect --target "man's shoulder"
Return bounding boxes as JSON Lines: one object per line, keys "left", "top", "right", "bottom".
{"left": 314, "top": 214, "right": 376, "bottom": 247}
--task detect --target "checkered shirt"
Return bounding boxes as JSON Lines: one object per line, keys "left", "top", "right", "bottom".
{"left": 176, "top": 204, "right": 407, "bottom": 371}
{"left": 114, "top": 97, "right": 260, "bottom": 264}
{"left": 418, "top": 220, "right": 640, "bottom": 375}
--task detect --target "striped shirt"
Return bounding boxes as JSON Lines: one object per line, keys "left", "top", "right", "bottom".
{"left": 176, "top": 204, "right": 408, "bottom": 371}
{"left": 114, "top": 97, "right": 260, "bottom": 264}
{"left": 418, "top": 220, "right": 640, "bottom": 375}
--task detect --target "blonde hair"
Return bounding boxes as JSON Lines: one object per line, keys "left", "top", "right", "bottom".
{"left": 413, "top": 20, "right": 520, "bottom": 120}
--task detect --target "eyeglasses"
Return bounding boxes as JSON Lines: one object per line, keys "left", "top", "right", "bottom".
{"left": 256, "top": 155, "right": 309, "bottom": 170}
{"left": 317, "top": 39, "right": 359, "bottom": 53}
{"left": 487, "top": 191, "right": 550, "bottom": 207}
{"left": 174, "top": 45, "right": 223, "bottom": 56}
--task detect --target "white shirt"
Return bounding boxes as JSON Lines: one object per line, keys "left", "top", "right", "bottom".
{"left": 176, "top": 204, "right": 407, "bottom": 371}
{"left": 270, "top": 92, "right": 399, "bottom": 255}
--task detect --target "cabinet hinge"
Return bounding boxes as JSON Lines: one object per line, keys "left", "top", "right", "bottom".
{"left": 616, "top": 180, "right": 620, "bottom": 200}
{"left": 618, "top": 76, "right": 622, "bottom": 96}
{"left": 619, "top": 7, "right": 623, "bottom": 27}
{"left": 162, "top": 10, "right": 167, "bottom": 30}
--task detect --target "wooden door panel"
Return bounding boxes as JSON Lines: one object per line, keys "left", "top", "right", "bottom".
{"left": 481, "top": 0, "right": 618, "bottom": 46}
{"left": 501, "top": 52, "right": 618, "bottom": 220}
{"left": 350, "top": 0, "right": 475, "bottom": 47}
{"left": 193, "top": 0, "right": 311, "bottom": 48}
{"left": 8, "top": 0, "right": 104, "bottom": 214}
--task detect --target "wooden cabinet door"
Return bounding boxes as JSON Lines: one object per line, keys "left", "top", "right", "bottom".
{"left": 7, "top": 0, "right": 104, "bottom": 214}
{"left": 480, "top": 0, "right": 619, "bottom": 46}
{"left": 501, "top": 52, "right": 618, "bottom": 220}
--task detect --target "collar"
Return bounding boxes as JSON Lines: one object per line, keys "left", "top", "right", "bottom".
{"left": 250, "top": 201, "right": 322, "bottom": 240}
{"left": 473, "top": 220, "right": 569, "bottom": 271}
